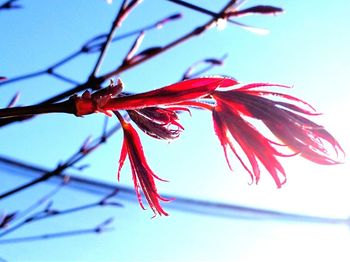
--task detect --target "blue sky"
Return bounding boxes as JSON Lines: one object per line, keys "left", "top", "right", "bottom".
{"left": 1, "top": 0, "right": 350, "bottom": 261}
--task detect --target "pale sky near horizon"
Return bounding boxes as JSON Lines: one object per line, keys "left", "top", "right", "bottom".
{"left": 1, "top": 0, "right": 350, "bottom": 261}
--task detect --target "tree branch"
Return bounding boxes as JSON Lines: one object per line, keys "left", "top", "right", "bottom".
{"left": 0, "top": 1, "right": 232, "bottom": 126}
{"left": 0, "top": 121, "right": 123, "bottom": 200}
{"left": 0, "top": 100, "right": 76, "bottom": 119}
{"left": 89, "top": 0, "right": 142, "bottom": 78}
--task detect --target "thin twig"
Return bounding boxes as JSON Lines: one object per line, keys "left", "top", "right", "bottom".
{"left": 0, "top": 70, "right": 47, "bottom": 87}
{"left": 0, "top": 122, "right": 123, "bottom": 200}
{"left": 0, "top": 224, "right": 114, "bottom": 244}
{"left": 0, "top": 191, "right": 120, "bottom": 238}
{"left": 167, "top": 0, "right": 224, "bottom": 18}
{"left": 89, "top": 0, "right": 142, "bottom": 78}
{"left": 0, "top": 100, "right": 76, "bottom": 119}
{"left": 122, "top": 31, "right": 145, "bottom": 65}
{"left": 0, "top": 2, "right": 233, "bottom": 124}
{"left": 48, "top": 71, "right": 81, "bottom": 85}
{"left": 182, "top": 54, "right": 228, "bottom": 80}
{"left": 12, "top": 177, "right": 69, "bottom": 222}
{"left": 1, "top": 154, "right": 349, "bottom": 227}
{"left": 0, "top": 0, "right": 21, "bottom": 10}
{"left": 102, "top": 1, "right": 236, "bottom": 80}
{"left": 167, "top": 0, "right": 239, "bottom": 24}
{"left": 0, "top": 13, "right": 181, "bottom": 88}
{"left": 0, "top": 2, "right": 229, "bottom": 125}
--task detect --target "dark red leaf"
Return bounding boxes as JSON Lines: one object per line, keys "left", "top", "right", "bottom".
{"left": 228, "top": 5, "right": 284, "bottom": 17}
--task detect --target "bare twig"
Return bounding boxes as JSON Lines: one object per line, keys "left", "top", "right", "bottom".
{"left": 0, "top": 1, "right": 234, "bottom": 124}
{"left": 0, "top": 1, "right": 233, "bottom": 126}
{"left": 0, "top": 220, "right": 114, "bottom": 244}
{"left": 0, "top": 122, "right": 123, "bottom": 200}
{"left": 0, "top": 13, "right": 181, "bottom": 88}
{"left": 0, "top": 11, "right": 183, "bottom": 126}
{"left": 167, "top": 0, "right": 225, "bottom": 19}
{"left": 182, "top": 54, "right": 228, "bottom": 80}
{"left": 5, "top": 92, "right": 20, "bottom": 108}
{"left": 0, "top": 190, "right": 120, "bottom": 239}
{"left": 0, "top": 0, "right": 21, "bottom": 10}
{"left": 89, "top": 0, "right": 142, "bottom": 78}
{"left": 0, "top": 100, "right": 76, "bottom": 119}
{"left": 102, "top": 1, "right": 236, "bottom": 80}
{"left": 1, "top": 155, "right": 349, "bottom": 227}
{"left": 12, "top": 177, "right": 70, "bottom": 222}
{"left": 122, "top": 31, "right": 145, "bottom": 65}
{"left": 48, "top": 71, "right": 81, "bottom": 85}
{"left": 167, "top": 0, "right": 277, "bottom": 34}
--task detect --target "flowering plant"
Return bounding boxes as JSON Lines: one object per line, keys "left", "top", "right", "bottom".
{"left": 73, "top": 77, "right": 344, "bottom": 216}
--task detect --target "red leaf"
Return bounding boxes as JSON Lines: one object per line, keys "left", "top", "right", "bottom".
{"left": 105, "top": 77, "right": 238, "bottom": 110}
{"left": 116, "top": 116, "right": 169, "bottom": 216}
{"left": 213, "top": 104, "right": 286, "bottom": 187}
{"left": 211, "top": 83, "right": 343, "bottom": 187}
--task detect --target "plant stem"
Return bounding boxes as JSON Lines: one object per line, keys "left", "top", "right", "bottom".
{"left": 0, "top": 100, "right": 76, "bottom": 119}
{"left": 0, "top": 122, "right": 122, "bottom": 200}
{"left": 89, "top": 0, "right": 142, "bottom": 78}
{"left": 0, "top": 1, "right": 233, "bottom": 125}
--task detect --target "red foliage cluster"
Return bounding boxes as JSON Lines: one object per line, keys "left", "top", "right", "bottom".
{"left": 75, "top": 77, "right": 344, "bottom": 216}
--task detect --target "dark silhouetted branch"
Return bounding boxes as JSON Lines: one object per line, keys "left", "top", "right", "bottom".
{"left": 0, "top": 121, "right": 123, "bottom": 200}
{"left": 0, "top": 0, "right": 21, "bottom": 10}
{"left": 89, "top": 0, "right": 142, "bottom": 78}
{"left": 0, "top": 190, "right": 120, "bottom": 239}
{"left": 0, "top": 219, "right": 114, "bottom": 244}
{"left": 0, "top": 155, "right": 349, "bottom": 227}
